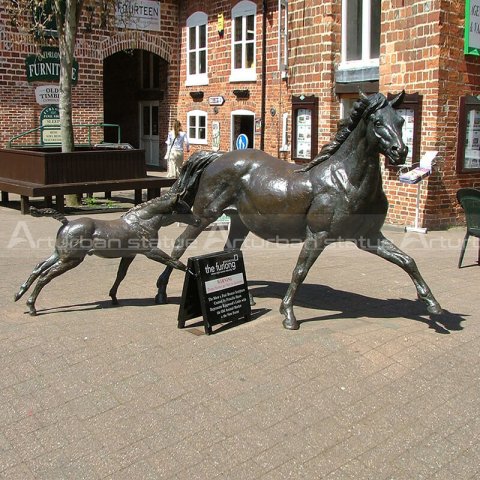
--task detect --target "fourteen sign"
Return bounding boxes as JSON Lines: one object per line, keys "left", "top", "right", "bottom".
{"left": 177, "top": 249, "right": 251, "bottom": 335}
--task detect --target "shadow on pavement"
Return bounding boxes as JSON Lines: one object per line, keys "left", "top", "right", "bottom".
{"left": 248, "top": 280, "right": 466, "bottom": 334}
{"left": 26, "top": 281, "right": 465, "bottom": 336}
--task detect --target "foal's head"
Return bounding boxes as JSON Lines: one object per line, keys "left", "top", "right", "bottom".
{"left": 155, "top": 193, "right": 201, "bottom": 227}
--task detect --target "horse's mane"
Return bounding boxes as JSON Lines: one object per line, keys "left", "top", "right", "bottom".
{"left": 297, "top": 93, "right": 389, "bottom": 173}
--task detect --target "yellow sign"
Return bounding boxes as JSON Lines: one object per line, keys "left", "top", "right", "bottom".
{"left": 217, "top": 13, "right": 224, "bottom": 33}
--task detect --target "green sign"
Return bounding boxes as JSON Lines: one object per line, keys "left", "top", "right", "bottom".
{"left": 465, "top": 0, "right": 480, "bottom": 55}
{"left": 40, "top": 105, "right": 61, "bottom": 145}
{"left": 25, "top": 47, "right": 79, "bottom": 84}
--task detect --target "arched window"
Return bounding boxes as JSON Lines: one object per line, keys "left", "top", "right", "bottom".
{"left": 230, "top": 1, "right": 257, "bottom": 82}
{"left": 186, "top": 12, "right": 208, "bottom": 86}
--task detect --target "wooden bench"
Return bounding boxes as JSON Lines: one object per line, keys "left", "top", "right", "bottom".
{"left": 0, "top": 176, "right": 176, "bottom": 214}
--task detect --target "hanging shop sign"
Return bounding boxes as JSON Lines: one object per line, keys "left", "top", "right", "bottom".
{"left": 40, "top": 105, "right": 61, "bottom": 145}
{"left": 25, "top": 47, "right": 79, "bottom": 85}
{"left": 465, "top": 0, "right": 480, "bottom": 55}
{"left": 35, "top": 85, "right": 60, "bottom": 105}
{"left": 115, "top": 0, "right": 161, "bottom": 32}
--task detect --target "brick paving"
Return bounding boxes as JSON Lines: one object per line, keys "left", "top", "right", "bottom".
{"left": 0, "top": 196, "right": 479, "bottom": 479}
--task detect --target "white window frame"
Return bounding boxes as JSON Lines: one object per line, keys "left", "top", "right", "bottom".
{"left": 340, "top": 0, "right": 379, "bottom": 70}
{"left": 278, "top": 0, "right": 288, "bottom": 78}
{"left": 186, "top": 12, "right": 209, "bottom": 86}
{"left": 230, "top": 1, "right": 257, "bottom": 83}
{"left": 187, "top": 110, "right": 208, "bottom": 145}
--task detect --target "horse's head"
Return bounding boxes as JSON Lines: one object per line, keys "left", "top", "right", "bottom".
{"left": 158, "top": 193, "right": 201, "bottom": 227}
{"left": 361, "top": 91, "right": 408, "bottom": 166}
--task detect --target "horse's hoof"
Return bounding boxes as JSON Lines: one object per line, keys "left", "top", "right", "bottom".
{"left": 282, "top": 318, "right": 300, "bottom": 330}
{"left": 155, "top": 293, "right": 167, "bottom": 304}
{"left": 29, "top": 309, "right": 37, "bottom": 316}
{"left": 428, "top": 303, "right": 443, "bottom": 315}
{"left": 13, "top": 292, "right": 21, "bottom": 302}
{"left": 110, "top": 298, "right": 119, "bottom": 306}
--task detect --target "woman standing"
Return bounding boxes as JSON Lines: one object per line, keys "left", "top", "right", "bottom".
{"left": 165, "top": 119, "right": 190, "bottom": 178}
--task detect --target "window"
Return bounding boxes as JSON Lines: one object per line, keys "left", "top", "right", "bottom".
{"left": 230, "top": 1, "right": 257, "bottom": 82}
{"left": 278, "top": 0, "right": 288, "bottom": 77}
{"left": 186, "top": 12, "right": 208, "bottom": 86}
{"left": 341, "top": 0, "right": 380, "bottom": 67}
{"left": 188, "top": 110, "right": 208, "bottom": 144}
{"left": 33, "top": 0, "right": 58, "bottom": 38}
{"left": 457, "top": 95, "right": 480, "bottom": 172}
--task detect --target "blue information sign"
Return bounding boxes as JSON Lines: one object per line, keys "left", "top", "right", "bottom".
{"left": 235, "top": 134, "right": 249, "bottom": 150}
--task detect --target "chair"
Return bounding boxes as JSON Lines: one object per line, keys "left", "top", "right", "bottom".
{"left": 456, "top": 188, "right": 480, "bottom": 268}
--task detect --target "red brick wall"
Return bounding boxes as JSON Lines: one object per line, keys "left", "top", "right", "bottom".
{"left": 380, "top": 0, "right": 480, "bottom": 228}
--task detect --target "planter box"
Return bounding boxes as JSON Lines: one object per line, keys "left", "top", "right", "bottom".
{"left": 0, "top": 147, "right": 146, "bottom": 184}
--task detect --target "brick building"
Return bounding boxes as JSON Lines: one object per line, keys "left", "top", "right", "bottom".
{"left": 1, "top": 1, "right": 480, "bottom": 228}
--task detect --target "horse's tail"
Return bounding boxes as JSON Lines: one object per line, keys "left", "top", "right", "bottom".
{"left": 30, "top": 206, "right": 69, "bottom": 225}
{"left": 171, "top": 150, "right": 224, "bottom": 205}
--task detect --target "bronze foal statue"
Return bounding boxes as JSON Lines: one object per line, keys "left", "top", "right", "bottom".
{"left": 14, "top": 192, "right": 200, "bottom": 315}
{"left": 155, "top": 91, "right": 442, "bottom": 330}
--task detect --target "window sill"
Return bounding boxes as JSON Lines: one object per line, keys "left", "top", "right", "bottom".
{"left": 189, "top": 139, "right": 208, "bottom": 146}
{"left": 335, "top": 61, "right": 379, "bottom": 83}
{"left": 229, "top": 70, "right": 257, "bottom": 83}
{"left": 185, "top": 75, "right": 209, "bottom": 87}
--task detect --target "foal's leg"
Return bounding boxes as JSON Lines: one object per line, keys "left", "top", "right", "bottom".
{"left": 280, "top": 230, "right": 328, "bottom": 330}
{"left": 145, "top": 247, "right": 189, "bottom": 271}
{"left": 109, "top": 256, "right": 135, "bottom": 305}
{"left": 14, "top": 253, "right": 58, "bottom": 302}
{"left": 359, "top": 233, "right": 442, "bottom": 314}
{"left": 26, "top": 258, "right": 84, "bottom": 315}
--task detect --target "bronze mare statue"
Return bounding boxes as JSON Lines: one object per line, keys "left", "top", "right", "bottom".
{"left": 156, "top": 91, "right": 442, "bottom": 330}
{"left": 14, "top": 192, "right": 200, "bottom": 316}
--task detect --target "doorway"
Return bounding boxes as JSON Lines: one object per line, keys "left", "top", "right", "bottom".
{"left": 103, "top": 49, "right": 168, "bottom": 166}
{"left": 231, "top": 110, "right": 255, "bottom": 150}
{"left": 139, "top": 101, "right": 160, "bottom": 166}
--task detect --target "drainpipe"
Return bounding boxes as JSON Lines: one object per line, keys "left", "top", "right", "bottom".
{"left": 260, "top": 0, "right": 267, "bottom": 151}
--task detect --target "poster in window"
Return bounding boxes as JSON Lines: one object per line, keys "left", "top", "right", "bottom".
{"left": 397, "top": 108, "right": 415, "bottom": 164}
{"left": 296, "top": 108, "right": 311, "bottom": 160}
{"left": 465, "top": 108, "right": 480, "bottom": 169}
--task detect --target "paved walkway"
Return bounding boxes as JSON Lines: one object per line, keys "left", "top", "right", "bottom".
{"left": 0, "top": 196, "right": 479, "bottom": 479}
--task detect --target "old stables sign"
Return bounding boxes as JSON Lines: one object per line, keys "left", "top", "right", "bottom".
{"left": 25, "top": 47, "right": 79, "bottom": 85}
